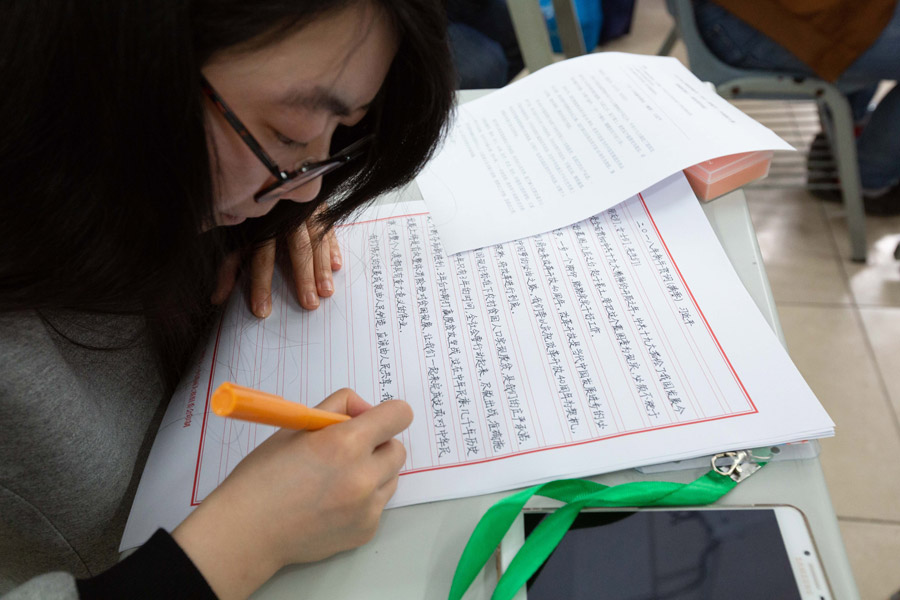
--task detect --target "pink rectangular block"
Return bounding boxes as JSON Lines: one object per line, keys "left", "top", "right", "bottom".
{"left": 683, "top": 150, "right": 774, "bottom": 201}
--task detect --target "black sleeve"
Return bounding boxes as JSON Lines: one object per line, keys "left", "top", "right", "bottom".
{"left": 76, "top": 529, "right": 217, "bottom": 600}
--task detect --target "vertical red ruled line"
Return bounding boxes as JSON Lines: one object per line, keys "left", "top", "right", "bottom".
{"left": 550, "top": 227, "right": 622, "bottom": 436}
{"left": 400, "top": 217, "right": 433, "bottom": 467}
{"left": 278, "top": 273, "right": 286, "bottom": 399}
{"left": 583, "top": 213, "right": 651, "bottom": 429}
{"left": 299, "top": 286, "right": 305, "bottom": 405}
{"left": 216, "top": 301, "right": 244, "bottom": 488}
{"left": 637, "top": 194, "right": 757, "bottom": 412}
{"left": 601, "top": 209, "right": 676, "bottom": 425}
{"left": 562, "top": 225, "right": 626, "bottom": 433}
{"left": 382, "top": 219, "right": 412, "bottom": 465}
{"left": 487, "top": 244, "right": 547, "bottom": 447}
{"left": 467, "top": 250, "right": 518, "bottom": 453}
{"left": 423, "top": 220, "right": 463, "bottom": 463}
{"left": 635, "top": 196, "right": 730, "bottom": 414}
{"left": 273, "top": 273, "right": 287, "bottom": 446}
{"left": 523, "top": 234, "right": 585, "bottom": 442}
{"left": 365, "top": 221, "right": 377, "bottom": 406}
{"left": 345, "top": 229, "right": 355, "bottom": 392}
{"left": 304, "top": 299, "right": 310, "bottom": 405}
{"left": 621, "top": 199, "right": 713, "bottom": 418}
{"left": 539, "top": 233, "right": 602, "bottom": 440}
{"left": 191, "top": 311, "right": 226, "bottom": 505}
{"left": 325, "top": 281, "right": 332, "bottom": 397}
{"left": 507, "top": 239, "right": 569, "bottom": 444}
{"left": 281, "top": 273, "right": 287, "bottom": 400}
{"left": 247, "top": 298, "right": 265, "bottom": 465}
{"left": 445, "top": 252, "right": 491, "bottom": 460}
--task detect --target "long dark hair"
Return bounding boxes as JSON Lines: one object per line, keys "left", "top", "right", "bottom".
{"left": 0, "top": 0, "right": 455, "bottom": 386}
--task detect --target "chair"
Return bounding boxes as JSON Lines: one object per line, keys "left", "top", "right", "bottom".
{"left": 667, "top": 0, "right": 867, "bottom": 262}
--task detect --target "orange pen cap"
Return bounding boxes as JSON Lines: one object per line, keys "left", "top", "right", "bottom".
{"left": 211, "top": 382, "right": 350, "bottom": 431}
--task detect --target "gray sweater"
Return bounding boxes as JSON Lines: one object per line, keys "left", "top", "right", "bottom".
{"left": 0, "top": 311, "right": 169, "bottom": 596}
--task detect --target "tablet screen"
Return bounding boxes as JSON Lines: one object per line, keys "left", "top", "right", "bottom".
{"left": 524, "top": 509, "right": 801, "bottom": 600}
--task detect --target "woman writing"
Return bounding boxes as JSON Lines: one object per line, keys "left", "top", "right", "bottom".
{"left": 0, "top": 0, "right": 454, "bottom": 597}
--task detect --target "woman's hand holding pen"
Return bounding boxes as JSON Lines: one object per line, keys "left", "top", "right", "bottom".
{"left": 172, "top": 389, "right": 413, "bottom": 600}
{"left": 212, "top": 205, "right": 343, "bottom": 317}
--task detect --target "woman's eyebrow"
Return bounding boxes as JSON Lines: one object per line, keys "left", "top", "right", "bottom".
{"left": 276, "top": 86, "right": 371, "bottom": 117}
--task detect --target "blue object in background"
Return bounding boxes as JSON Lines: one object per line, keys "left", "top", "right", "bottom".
{"left": 598, "top": 0, "right": 635, "bottom": 44}
{"left": 539, "top": 0, "right": 602, "bottom": 53}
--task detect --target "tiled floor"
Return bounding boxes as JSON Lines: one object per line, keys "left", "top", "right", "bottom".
{"left": 565, "top": 2, "right": 900, "bottom": 597}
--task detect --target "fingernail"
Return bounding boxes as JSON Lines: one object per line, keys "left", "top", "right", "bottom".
{"left": 333, "top": 255, "right": 342, "bottom": 268}
{"left": 304, "top": 292, "right": 319, "bottom": 308}
{"left": 321, "top": 279, "right": 333, "bottom": 293}
{"left": 256, "top": 298, "right": 271, "bottom": 318}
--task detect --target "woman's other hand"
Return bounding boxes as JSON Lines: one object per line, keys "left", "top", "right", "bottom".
{"left": 210, "top": 206, "right": 343, "bottom": 316}
{"left": 281, "top": 211, "right": 342, "bottom": 313}
{"left": 172, "top": 389, "right": 413, "bottom": 600}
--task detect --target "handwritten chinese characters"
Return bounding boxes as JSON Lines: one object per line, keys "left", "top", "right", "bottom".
{"left": 289, "top": 195, "right": 754, "bottom": 476}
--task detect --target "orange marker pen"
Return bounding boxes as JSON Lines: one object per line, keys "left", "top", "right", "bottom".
{"left": 211, "top": 382, "right": 350, "bottom": 430}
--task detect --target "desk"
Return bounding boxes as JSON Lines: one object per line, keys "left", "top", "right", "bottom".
{"left": 253, "top": 94, "right": 859, "bottom": 600}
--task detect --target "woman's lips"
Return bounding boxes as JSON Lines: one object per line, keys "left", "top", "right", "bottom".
{"left": 219, "top": 212, "right": 247, "bottom": 226}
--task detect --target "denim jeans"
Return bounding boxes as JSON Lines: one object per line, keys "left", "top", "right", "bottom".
{"left": 694, "top": 0, "right": 900, "bottom": 189}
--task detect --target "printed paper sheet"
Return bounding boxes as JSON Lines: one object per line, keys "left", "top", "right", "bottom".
{"left": 417, "top": 53, "right": 794, "bottom": 254}
{"left": 121, "top": 174, "right": 832, "bottom": 550}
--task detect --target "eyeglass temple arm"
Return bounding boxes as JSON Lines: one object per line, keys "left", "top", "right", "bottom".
{"left": 199, "top": 76, "right": 287, "bottom": 181}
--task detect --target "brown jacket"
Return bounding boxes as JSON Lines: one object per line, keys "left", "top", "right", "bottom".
{"left": 711, "top": 0, "right": 896, "bottom": 80}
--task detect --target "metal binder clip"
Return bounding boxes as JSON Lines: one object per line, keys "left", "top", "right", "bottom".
{"left": 711, "top": 449, "right": 764, "bottom": 483}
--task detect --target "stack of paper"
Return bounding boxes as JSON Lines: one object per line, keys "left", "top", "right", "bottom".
{"left": 121, "top": 54, "right": 831, "bottom": 551}
{"left": 418, "top": 52, "right": 793, "bottom": 254}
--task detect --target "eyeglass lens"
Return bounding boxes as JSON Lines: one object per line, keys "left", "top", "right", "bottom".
{"left": 254, "top": 160, "right": 345, "bottom": 203}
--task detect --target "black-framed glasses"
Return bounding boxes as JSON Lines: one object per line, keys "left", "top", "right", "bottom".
{"left": 201, "top": 76, "right": 373, "bottom": 204}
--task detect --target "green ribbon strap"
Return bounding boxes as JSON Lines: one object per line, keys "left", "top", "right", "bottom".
{"left": 448, "top": 466, "right": 756, "bottom": 600}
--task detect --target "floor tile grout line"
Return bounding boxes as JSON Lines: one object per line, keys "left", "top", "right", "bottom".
{"left": 855, "top": 302, "right": 900, "bottom": 310}
{"left": 773, "top": 299, "right": 900, "bottom": 310}
{"left": 773, "top": 300, "right": 856, "bottom": 309}
{"left": 837, "top": 515, "right": 900, "bottom": 527}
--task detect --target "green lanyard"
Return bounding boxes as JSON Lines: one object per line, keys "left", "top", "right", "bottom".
{"left": 448, "top": 451, "right": 765, "bottom": 600}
